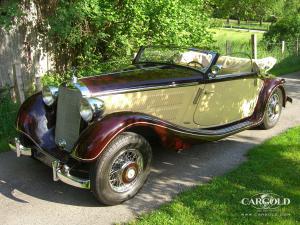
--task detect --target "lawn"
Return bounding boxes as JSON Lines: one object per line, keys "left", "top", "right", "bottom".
{"left": 210, "top": 28, "right": 264, "bottom": 44}
{"left": 131, "top": 127, "right": 300, "bottom": 225}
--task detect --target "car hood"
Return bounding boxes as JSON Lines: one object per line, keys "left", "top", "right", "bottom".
{"left": 79, "top": 64, "right": 201, "bottom": 96}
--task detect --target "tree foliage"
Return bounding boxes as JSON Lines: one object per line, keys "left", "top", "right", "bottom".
{"left": 212, "top": 0, "right": 294, "bottom": 23}
{"left": 44, "top": 0, "right": 212, "bottom": 74}
{"left": 1, "top": 0, "right": 213, "bottom": 75}
{"left": 264, "top": 15, "right": 300, "bottom": 43}
{"left": 264, "top": 1, "right": 300, "bottom": 43}
{"left": 0, "top": 0, "right": 23, "bottom": 29}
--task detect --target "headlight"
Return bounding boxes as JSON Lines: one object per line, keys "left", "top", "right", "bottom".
{"left": 42, "top": 86, "right": 58, "bottom": 106}
{"left": 80, "top": 98, "right": 105, "bottom": 122}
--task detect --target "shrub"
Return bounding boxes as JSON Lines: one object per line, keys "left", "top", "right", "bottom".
{"left": 264, "top": 15, "right": 300, "bottom": 43}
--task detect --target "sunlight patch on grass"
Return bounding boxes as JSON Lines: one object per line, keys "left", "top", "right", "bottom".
{"left": 131, "top": 127, "right": 300, "bottom": 225}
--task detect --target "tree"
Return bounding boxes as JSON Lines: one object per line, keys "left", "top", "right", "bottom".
{"left": 264, "top": 14, "right": 300, "bottom": 43}
{"left": 1, "top": 0, "right": 212, "bottom": 75}
{"left": 211, "top": 0, "right": 297, "bottom": 25}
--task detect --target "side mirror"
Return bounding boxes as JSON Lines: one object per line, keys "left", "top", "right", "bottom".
{"left": 209, "top": 64, "right": 222, "bottom": 78}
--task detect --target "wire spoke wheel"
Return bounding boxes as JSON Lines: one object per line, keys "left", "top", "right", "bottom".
{"left": 261, "top": 88, "right": 282, "bottom": 130}
{"left": 91, "top": 132, "right": 152, "bottom": 205}
{"left": 267, "top": 93, "right": 280, "bottom": 123}
{"left": 109, "top": 149, "right": 144, "bottom": 193}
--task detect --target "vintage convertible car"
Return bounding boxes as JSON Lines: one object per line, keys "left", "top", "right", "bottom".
{"left": 10, "top": 46, "right": 291, "bottom": 205}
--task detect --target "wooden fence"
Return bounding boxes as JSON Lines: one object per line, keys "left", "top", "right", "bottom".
{"left": 225, "top": 34, "right": 300, "bottom": 60}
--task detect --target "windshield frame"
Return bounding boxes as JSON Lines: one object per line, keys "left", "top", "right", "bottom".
{"left": 132, "top": 46, "right": 218, "bottom": 75}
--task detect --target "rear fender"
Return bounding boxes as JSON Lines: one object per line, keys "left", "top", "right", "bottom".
{"left": 251, "top": 78, "right": 287, "bottom": 122}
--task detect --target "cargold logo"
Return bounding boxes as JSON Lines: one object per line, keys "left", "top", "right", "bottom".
{"left": 241, "top": 193, "right": 290, "bottom": 210}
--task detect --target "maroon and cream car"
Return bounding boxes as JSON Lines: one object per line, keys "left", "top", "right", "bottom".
{"left": 10, "top": 46, "right": 291, "bottom": 205}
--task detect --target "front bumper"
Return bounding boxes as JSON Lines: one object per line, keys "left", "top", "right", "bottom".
{"left": 9, "top": 138, "right": 90, "bottom": 189}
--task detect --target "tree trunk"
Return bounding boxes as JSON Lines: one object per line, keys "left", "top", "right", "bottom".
{"left": 238, "top": 18, "right": 241, "bottom": 26}
{"left": 260, "top": 19, "right": 263, "bottom": 26}
{"left": 227, "top": 17, "right": 230, "bottom": 24}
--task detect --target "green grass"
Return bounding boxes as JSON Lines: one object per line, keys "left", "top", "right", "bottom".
{"left": 131, "top": 127, "right": 300, "bottom": 225}
{"left": 210, "top": 28, "right": 264, "bottom": 43}
{"left": 210, "top": 28, "right": 263, "bottom": 56}
{"left": 270, "top": 56, "right": 300, "bottom": 76}
{"left": 0, "top": 90, "right": 18, "bottom": 153}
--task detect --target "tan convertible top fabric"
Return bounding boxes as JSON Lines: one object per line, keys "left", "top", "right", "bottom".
{"left": 174, "top": 51, "right": 276, "bottom": 74}
{"left": 174, "top": 51, "right": 213, "bottom": 67}
{"left": 216, "top": 56, "right": 277, "bottom": 74}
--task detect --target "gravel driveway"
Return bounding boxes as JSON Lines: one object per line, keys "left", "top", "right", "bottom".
{"left": 1, "top": 73, "right": 299, "bottom": 225}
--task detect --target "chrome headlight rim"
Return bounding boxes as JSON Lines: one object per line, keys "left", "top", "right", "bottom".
{"left": 80, "top": 97, "right": 105, "bottom": 122}
{"left": 42, "top": 86, "right": 59, "bottom": 106}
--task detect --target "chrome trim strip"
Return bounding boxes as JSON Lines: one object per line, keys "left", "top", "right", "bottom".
{"left": 97, "top": 81, "right": 200, "bottom": 96}
{"left": 210, "top": 72, "right": 256, "bottom": 80}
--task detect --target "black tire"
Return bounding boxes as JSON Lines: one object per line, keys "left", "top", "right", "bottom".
{"left": 260, "top": 88, "right": 283, "bottom": 130}
{"left": 90, "top": 132, "right": 152, "bottom": 205}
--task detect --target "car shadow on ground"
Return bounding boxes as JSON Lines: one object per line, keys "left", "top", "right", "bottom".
{"left": 0, "top": 138, "right": 255, "bottom": 209}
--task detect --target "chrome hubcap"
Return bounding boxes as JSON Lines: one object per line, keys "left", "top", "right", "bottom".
{"left": 109, "top": 149, "right": 143, "bottom": 193}
{"left": 127, "top": 168, "right": 136, "bottom": 179}
{"left": 267, "top": 94, "right": 280, "bottom": 122}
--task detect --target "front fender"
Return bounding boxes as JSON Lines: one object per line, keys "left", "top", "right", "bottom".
{"left": 72, "top": 112, "right": 203, "bottom": 162}
{"left": 16, "top": 92, "right": 68, "bottom": 161}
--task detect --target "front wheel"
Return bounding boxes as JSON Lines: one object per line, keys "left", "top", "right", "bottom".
{"left": 90, "top": 132, "right": 152, "bottom": 205}
{"left": 261, "top": 88, "right": 283, "bottom": 130}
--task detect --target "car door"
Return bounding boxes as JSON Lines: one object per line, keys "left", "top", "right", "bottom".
{"left": 193, "top": 56, "right": 264, "bottom": 128}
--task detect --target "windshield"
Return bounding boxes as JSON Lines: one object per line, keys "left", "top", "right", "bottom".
{"left": 134, "top": 46, "right": 216, "bottom": 73}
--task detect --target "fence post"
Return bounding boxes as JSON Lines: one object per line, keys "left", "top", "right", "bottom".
{"left": 251, "top": 34, "right": 257, "bottom": 60}
{"left": 281, "top": 41, "right": 285, "bottom": 55}
{"left": 13, "top": 62, "right": 25, "bottom": 103}
{"left": 226, "top": 40, "right": 232, "bottom": 55}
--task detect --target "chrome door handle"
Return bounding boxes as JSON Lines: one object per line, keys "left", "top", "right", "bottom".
{"left": 204, "top": 90, "right": 215, "bottom": 95}
{"left": 193, "top": 87, "right": 204, "bottom": 104}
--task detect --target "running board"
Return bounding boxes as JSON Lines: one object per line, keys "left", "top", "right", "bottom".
{"left": 201, "top": 120, "right": 255, "bottom": 136}
{"left": 179, "top": 120, "right": 257, "bottom": 141}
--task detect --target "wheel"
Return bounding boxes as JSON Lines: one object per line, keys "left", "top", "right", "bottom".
{"left": 261, "top": 88, "right": 283, "bottom": 129}
{"left": 90, "top": 132, "right": 152, "bottom": 205}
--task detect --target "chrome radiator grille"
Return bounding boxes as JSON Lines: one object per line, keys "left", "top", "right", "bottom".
{"left": 55, "top": 87, "right": 82, "bottom": 151}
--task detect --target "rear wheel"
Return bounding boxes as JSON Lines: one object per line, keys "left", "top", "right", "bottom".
{"left": 90, "top": 132, "right": 152, "bottom": 205}
{"left": 261, "top": 88, "right": 283, "bottom": 129}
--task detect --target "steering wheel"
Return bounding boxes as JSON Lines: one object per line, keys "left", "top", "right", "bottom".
{"left": 187, "top": 61, "right": 204, "bottom": 69}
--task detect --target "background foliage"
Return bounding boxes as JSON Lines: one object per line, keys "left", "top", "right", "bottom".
{"left": 264, "top": 15, "right": 300, "bottom": 43}
{"left": 47, "top": 0, "right": 212, "bottom": 76}
{"left": 0, "top": 0, "right": 23, "bottom": 29}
